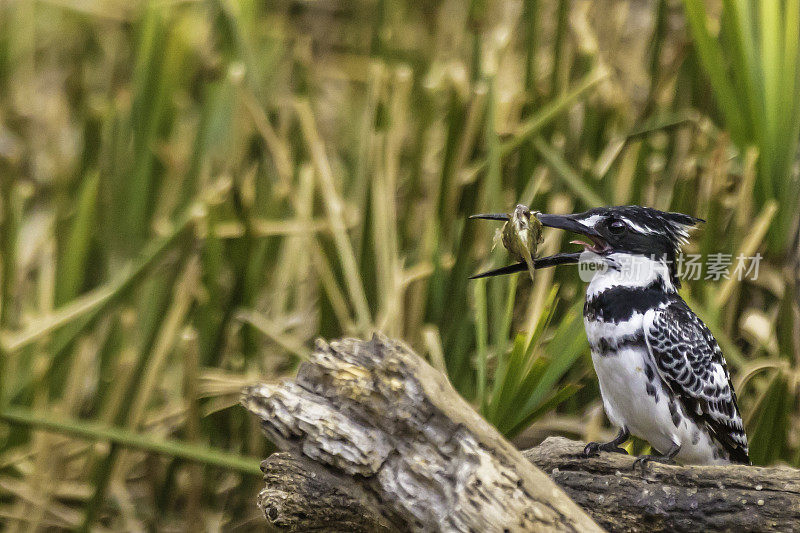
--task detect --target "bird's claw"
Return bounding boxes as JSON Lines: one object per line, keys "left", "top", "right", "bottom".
{"left": 582, "top": 442, "right": 600, "bottom": 457}
{"left": 583, "top": 442, "right": 628, "bottom": 458}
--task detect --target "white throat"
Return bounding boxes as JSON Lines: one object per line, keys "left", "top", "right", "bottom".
{"left": 586, "top": 253, "right": 675, "bottom": 300}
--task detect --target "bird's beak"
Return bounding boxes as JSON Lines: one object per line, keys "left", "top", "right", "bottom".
{"left": 536, "top": 213, "right": 598, "bottom": 236}
{"left": 469, "top": 252, "right": 582, "bottom": 279}
{"left": 468, "top": 213, "right": 511, "bottom": 221}
{"left": 469, "top": 212, "right": 599, "bottom": 279}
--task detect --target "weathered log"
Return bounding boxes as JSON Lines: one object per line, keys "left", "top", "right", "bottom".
{"left": 524, "top": 437, "right": 800, "bottom": 532}
{"left": 257, "top": 437, "right": 800, "bottom": 532}
{"left": 242, "top": 334, "right": 602, "bottom": 532}
{"left": 242, "top": 335, "right": 800, "bottom": 532}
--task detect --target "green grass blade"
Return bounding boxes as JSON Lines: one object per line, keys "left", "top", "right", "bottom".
{"left": 533, "top": 136, "right": 605, "bottom": 207}
{"left": 746, "top": 371, "right": 790, "bottom": 465}
{"left": 506, "top": 383, "right": 581, "bottom": 439}
{"left": 682, "top": 0, "right": 747, "bottom": 145}
{"left": 56, "top": 171, "right": 100, "bottom": 306}
{"left": 0, "top": 406, "right": 261, "bottom": 475}
{"left": 1, "top": 203, "right": 199, "bottom": 354}
{"left": 526, "top": 299, "right": 588, "bottom": 412}
{"left": 473, "top": 279, "right": 488, "bottom": 409}
{"left": 463, "top": 67, "right": 608, "bottom": 182}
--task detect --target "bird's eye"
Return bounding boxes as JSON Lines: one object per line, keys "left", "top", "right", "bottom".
{"left": 608, "top": 219, "right": 626, "bottom": 234}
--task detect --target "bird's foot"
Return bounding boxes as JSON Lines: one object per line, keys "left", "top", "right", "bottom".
{"left": 583, "top": 441, "right": 628, "bottom": 457}
{"left": 632, "top": 454, "right": 676, "bottom": 473}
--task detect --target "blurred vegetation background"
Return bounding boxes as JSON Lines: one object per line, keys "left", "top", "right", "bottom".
{"left": 0, "top": 0, "right": 798, "bottom": 530}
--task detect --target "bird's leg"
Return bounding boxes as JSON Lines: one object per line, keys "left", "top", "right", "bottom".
{"left": 633, "top": 442, "right": 681, "bottom": 472}
{"left": 583, "top": 427, "right": 630, "bottom": 457}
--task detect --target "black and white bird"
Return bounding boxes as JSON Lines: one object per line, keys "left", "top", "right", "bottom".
{"left": 471, "top": 206, "right": 749, "bottom": 466}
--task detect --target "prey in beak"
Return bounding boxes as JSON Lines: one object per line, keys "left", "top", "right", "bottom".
{"left": 472, "top": 204, "right": 543, "bottom": 282}
{"left": 470, "top": 209, "right": 607, "bottom": 279}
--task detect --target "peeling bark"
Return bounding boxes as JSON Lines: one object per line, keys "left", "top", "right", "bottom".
{"left": 242, "top": 335, "right": 602, "bottom": 532}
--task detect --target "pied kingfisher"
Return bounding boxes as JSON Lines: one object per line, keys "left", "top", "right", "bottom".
{"left": 471, "top": 206, "right": 749, "bottom": 466}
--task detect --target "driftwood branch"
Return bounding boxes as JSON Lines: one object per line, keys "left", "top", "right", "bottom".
{"left": 242, "top": 335, "right": 601, "bottom": 532}
{"left": 242, "top": 335, "right": 800, "bottom": 532}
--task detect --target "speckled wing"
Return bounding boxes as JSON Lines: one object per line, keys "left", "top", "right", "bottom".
{"left": 643, "top": 300, "right": 750, "bottom": 464}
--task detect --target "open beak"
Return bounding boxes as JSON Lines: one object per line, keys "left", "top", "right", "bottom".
{"left": 469, "top": 212, "right": 605, "bottom": 279}
{"left": 537, "top": 213, "right": 609, "bottom": 254}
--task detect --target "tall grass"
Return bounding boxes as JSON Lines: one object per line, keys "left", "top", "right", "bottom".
{"left": 683, "top": 0, "right": 800, "bottom": 254}
{"left": 0, "top": 0, "right": 797, "bottom": 529}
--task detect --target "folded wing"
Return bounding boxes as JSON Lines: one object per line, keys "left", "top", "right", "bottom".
{"left": 643, "top": 300, "right": 749, "bottom": 464}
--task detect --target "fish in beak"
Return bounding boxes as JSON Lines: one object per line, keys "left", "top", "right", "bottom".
{"left": 469, "top": 211, "right": 602, "bottom": 279}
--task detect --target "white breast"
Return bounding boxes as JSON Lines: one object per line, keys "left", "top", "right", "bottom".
{"left": 586, "top": 313, "right": 728, "bottom": 464}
